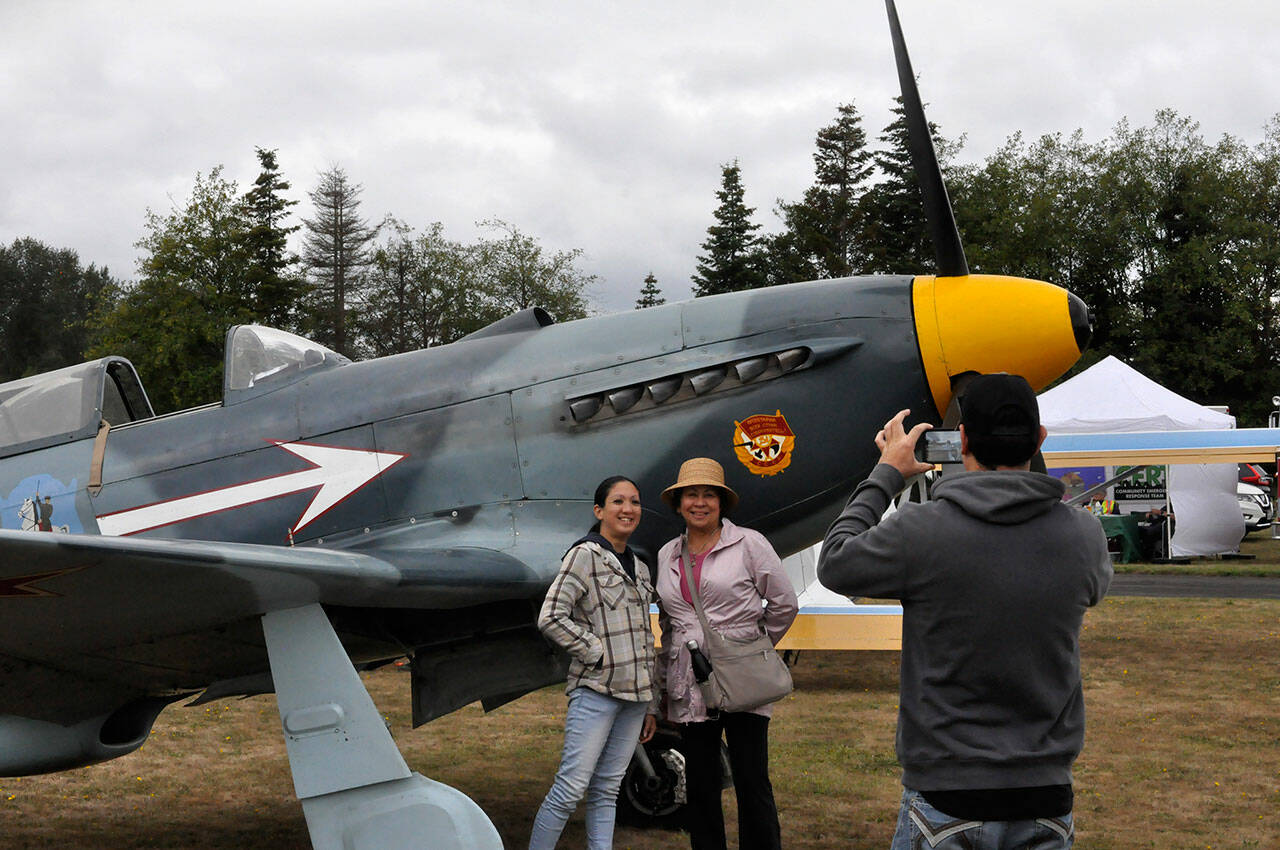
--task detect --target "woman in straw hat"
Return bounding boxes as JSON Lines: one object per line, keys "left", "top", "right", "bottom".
{"left": 655, "top": 458, "right": 798, "bottom": 850}
{"left": 531, "top": 475, "right": 660, "bottom": 850}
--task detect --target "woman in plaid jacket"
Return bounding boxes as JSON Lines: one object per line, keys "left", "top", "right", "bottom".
{"left": 530, "top": 475, "right": 660, "bottom": 850}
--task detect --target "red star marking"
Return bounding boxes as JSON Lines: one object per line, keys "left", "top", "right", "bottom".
{"left": 0, "top": 569, "right": 80, "bottom": 598}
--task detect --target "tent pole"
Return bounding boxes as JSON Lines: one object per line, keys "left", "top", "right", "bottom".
{"left": 1164, "top": 464, "right": 1171, "bottom": 556}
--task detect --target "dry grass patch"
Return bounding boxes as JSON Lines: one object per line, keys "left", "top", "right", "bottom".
{"left": 1075, "top": 597, "right": 1280, "bottom": 848}
{"left": 2, "top": 597, "right": 1277, "bottom": 848}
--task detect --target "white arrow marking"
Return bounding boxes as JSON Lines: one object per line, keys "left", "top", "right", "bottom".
{"left": 95, "top": 441, "right": 407, "bottom": 537}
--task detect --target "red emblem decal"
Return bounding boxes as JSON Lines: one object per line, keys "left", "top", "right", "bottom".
{"left": 733, "top": 411, "right": 797, "bottom": 477}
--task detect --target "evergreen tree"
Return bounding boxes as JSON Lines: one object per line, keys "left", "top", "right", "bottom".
{"left": 635, "top": 272, "right": 666, "bottom": 308}
{"left": 860, "top": 99, "right": 962, "bottom": 274}
{"left": 242, "top": 147, "right": 305, "bottom": 329}
{"left": 769, "top": 103, "right": 874, "bottom": 283}
{"left": 691, "top": 160, "right": 767, "bottom": 296}
{"left": 302, "top": 165, "right": 376, "bottom": 357}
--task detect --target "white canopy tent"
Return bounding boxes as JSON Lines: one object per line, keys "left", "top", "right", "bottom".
{"left": 1037, "top": 356, "right": 1243, "bottom": 556}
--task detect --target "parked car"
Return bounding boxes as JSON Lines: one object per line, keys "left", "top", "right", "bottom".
{"left": 1237, "top": 463, "right": 1274, "bottom": 490}
{"left": 1237, "top": 481, "right": 1274, "bottom": 531}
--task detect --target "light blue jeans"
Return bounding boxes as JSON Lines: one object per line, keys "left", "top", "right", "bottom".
{"left": 529, "top": 687, "right": 649, "bottom": 850}
{"left": 890, "top": 787, "right": 1074, "bottom": 850}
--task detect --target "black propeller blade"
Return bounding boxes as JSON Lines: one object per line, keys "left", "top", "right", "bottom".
{"left": 885, "top": 0, "right": 970, "bottom": 277}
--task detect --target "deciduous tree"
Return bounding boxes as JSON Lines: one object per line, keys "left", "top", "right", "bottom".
{"left": 948, "top": 109, "right": 1280, "bottom": 422}
{"left": 0, "top": 239, "right": 117, "bottom": 381}
{"left": 1118, "top": 111, "right": 1252, "bottom": 406}
{"left": 358, "top": 219, "right": 594, "bottom": 352}
{"left": 1220, "top": 116, "right": 1280, "bottom": 422}
{"left": 471, "top": 219, "right": 592, "bottom": 326}
{"left": 952, "top": 129, "right": 1136, "bottom": 369}
{"left": 91, "top": 167, "right": 253, "bottom": 411}
{"left": 358, "top": 220, "right": 480, "bottom": 355}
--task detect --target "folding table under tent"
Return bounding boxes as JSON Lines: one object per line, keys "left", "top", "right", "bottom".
{"left": 1036, "top": 356, "right": 1244, "bottom": 557}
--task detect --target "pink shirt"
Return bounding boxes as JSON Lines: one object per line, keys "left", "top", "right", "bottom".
{"left": 654, "top": 519, "right": 799, "bottom": 722}
{"left": 679, "top": 552, "right": 706, "bottom": 606}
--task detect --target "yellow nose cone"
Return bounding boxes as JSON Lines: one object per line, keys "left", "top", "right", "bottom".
{"left": 913, "top": 274, "right": 1089, "bottom": 416}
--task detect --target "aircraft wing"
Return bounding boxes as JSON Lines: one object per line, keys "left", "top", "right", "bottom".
{"left": 0, "top": 527, "right": 560, "bottom": 723}
{"left": 1042, "top": 427, "right": 1280, "bottom": 466}
{"left": 777, "top": 581, "right": 902, "bottom": 652}
{"left": 769, "top": 542, "right": 902, "bottom": 651}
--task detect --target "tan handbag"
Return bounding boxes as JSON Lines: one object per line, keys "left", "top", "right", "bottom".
{"left": 680, "top": 539, "right": 793, "bottom": 713}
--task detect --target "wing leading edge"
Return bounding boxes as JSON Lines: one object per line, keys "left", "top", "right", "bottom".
{"left": 0, "top": 527, "right": 560, "bottom": 721}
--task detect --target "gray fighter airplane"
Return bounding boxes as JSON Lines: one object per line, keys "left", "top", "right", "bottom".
{"left": 0, "top": 2, "right": 1093, "bottom": 847}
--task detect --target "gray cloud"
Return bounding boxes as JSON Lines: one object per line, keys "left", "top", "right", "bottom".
{"left": 3, "top": 0, "right": 1278, "bottom": 314}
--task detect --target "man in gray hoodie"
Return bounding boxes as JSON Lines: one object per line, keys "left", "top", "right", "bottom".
{"left": 818, "top": 373, "right": 1111, "bottom": 850}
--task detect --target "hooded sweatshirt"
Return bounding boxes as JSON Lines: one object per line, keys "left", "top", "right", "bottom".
{"left": 818, "top": 464, "right": 1112, "bottom": 793}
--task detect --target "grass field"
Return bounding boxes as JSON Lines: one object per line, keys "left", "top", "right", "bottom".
{"left": 1112, "top": 529, "right": 1280, "bottom": 577}
{"left": 2, "top": 563, "right": 1277, "bottom": 847}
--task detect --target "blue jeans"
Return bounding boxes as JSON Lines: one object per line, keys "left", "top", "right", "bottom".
{"left": 529, "top": 687, "right": 649, "bottom": 850}
{"left": 890, "top": 788, "right": 1074, "bottom": 850}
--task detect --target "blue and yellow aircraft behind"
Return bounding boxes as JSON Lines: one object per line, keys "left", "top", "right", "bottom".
{"left": 0, "top": 2, "right": 1092, "bottom": 846}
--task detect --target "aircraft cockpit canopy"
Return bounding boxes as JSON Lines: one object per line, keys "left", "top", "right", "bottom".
{"left": 224, "top": 325, "right": 350, "bottom": 401}
{"left": 0, "top": 357, "right": 154, "bottom": 459}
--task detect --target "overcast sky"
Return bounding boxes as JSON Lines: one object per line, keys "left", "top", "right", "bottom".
{"left": 4, "top": 1, "right": 1279, "bottom": 316}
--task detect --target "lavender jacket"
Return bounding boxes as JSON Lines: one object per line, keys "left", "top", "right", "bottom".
{"left": 654, "top": 519, "right": 798, "bottom": 722}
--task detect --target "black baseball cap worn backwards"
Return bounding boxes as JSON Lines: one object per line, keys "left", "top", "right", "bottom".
{"left": 960, "top": 373, "right": 1041, "bottom": 467}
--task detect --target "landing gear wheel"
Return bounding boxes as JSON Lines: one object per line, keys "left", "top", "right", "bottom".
{"left": 617, "top": 745, "right": 685, "bottom": 829}
{"left": 617, "top": 723, "right": 734, "bottom": 830}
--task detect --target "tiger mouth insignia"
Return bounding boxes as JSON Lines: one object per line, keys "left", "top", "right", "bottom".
{"left": 733, "top": 411, "right": 796, "bottom": 477}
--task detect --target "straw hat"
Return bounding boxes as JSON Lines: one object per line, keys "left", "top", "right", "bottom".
{"left": 660, "top": 457, "right": 739, "bottom": 513}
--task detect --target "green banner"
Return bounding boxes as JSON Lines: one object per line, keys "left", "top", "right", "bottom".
{"left": 1113, "top": 465, "right": 1167, "bottom": 501}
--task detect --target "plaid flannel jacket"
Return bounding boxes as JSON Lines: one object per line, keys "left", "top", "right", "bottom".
{"left": 538, "top": 541, "right": 658, "bottom": 708}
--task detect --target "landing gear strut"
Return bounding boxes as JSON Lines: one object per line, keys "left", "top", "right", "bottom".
{"left": 261, "top": 604, "right": 502, "bottom": 850}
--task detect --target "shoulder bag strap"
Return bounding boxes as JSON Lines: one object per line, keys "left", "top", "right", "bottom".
{"left": 680, "top": 537, "right": 718, "bottom": 644}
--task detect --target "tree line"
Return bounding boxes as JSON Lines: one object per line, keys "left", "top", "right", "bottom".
{"left": 687, "top": 102, "right": 1280, "bottom": 425}
{"left": 4, "top": 97, "right": 1279, "bottom": 422}
{"left": 1, "top": 149, "right": 593, "bottom": 412}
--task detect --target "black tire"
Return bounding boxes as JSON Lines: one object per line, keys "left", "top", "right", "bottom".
{"left": 616, "top": 723, "right": 733, "bottom": 830}
{"left": 616, "top": 728, "right": 686, "bottom": 830}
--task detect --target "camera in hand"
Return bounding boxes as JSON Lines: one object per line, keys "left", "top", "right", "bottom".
{"left": 919, "top": 429, "right": 962, "bottom": 464}
{"left": 686, "top": 640, "right": 713, "bottom": 683}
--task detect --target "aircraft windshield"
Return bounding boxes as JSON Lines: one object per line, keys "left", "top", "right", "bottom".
{"left": 225, "top": 326, "right": 348, "bottom": 392}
